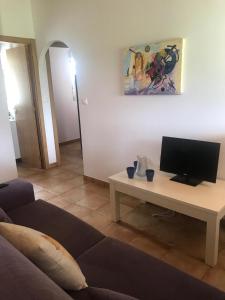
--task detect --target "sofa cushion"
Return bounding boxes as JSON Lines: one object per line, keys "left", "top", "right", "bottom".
{"left": 69, "top": 287, "right": 138, "bottom": 300}
{"left": 77, "top": 237, "right": 225, "bottom": 300}
{"left": 0, "top": 179, "right": 35, "bottom": 212}
{"left": 8, "top": 199, "right": 105, "bottom": 258}
{"left": 0, "top": 235, "right": 73, "bottom": 300}
{"left": 0, "top": 222, "right": 88, "bottom": 291}
{"left": 0, "top": 207, "right": 12, "bottom": 223}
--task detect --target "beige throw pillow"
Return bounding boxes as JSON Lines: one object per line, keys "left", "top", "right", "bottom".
{"left": 0, "top": 222, "right": 88, "bottom": 291}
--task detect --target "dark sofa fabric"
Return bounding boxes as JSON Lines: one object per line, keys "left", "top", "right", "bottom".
{"left": 0, "top": 179, "right": 34, "bottom": 212}
{"left": 70, "top": 287, "right": 138, "bottom": 300}
{"left": 0, "top": 235, "right": 72, "bottom": 300}
{"left": 78, "top": 237, "right": 225, "bottom": 300}
{"left": 0, "top": 207, "right": 12, "bottom": 223}
{"left": 8, "top": 199, "right": 105, "bottom": 258}
{"left": 3, "top": 180, "right": 225, "bottom": 300}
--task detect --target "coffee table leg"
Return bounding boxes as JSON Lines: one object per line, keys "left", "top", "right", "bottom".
{"left": 110, "top": 183, "right": 120, "bottom": 222}
{"left": 205, "top": 216, "right": 220, "bottom": 266}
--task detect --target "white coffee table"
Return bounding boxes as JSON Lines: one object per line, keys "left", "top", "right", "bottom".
{"left": 109, "top": 171, "right": 225, "bottom": 266}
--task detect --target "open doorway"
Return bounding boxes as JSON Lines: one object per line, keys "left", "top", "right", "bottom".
{"left": 0, "top": 40, "right": 43, "bottom": 174}
{"left": 45, "top": 41, "right": 83, "bottom": 174}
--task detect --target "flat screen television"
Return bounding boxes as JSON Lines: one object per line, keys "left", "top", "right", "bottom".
{"left": 160, "top": 136, "right": 220, "bottom": 186}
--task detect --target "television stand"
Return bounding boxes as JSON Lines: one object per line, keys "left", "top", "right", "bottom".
{"left": 170, "top": 175, "right": 202, "bottom": 187}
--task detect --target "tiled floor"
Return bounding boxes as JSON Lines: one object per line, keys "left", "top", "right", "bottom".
{"left": 17, "top": 141, "right": 225, "bottom": 292}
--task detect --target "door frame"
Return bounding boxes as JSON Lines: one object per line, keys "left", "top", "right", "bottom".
{"left": 45, "top": 49, "right": 61, "bottom": 167}
{"left": 45, "top": 43, "right": 83, "bottom": 167}
{"left": 0, "top": 35, "right": 49, "bottom": 168}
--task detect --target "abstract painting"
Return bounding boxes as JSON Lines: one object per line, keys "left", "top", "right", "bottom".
{"left": 123, "top": 38, "right": 183, "bottom": 95}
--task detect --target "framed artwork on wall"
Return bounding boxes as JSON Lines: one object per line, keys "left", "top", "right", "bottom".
{"left": 123, "top": 38, "right": 184, "bottom": 95}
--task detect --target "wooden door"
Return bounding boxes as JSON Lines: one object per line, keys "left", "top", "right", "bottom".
{"left": 6, "top": 45, "right": 41, "bottom": 168}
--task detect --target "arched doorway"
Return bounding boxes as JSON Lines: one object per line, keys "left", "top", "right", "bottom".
{"left": 39, "top": 40, "right": 83, "bottom": 173}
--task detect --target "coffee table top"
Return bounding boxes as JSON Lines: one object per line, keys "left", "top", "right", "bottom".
{"left": 109, "top": 171, "right": 225, "bottom": 214}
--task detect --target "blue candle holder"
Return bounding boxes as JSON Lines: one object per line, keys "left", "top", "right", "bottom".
{"left": 127, "top": 167, "right": 135, "bottom": 179}
{"left": 146, "top": 169, "right": 155, "bottom": 182}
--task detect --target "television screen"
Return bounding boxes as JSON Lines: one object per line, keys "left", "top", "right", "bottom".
{"left": 160, "top": 137, "right": 220, "bottom": 186}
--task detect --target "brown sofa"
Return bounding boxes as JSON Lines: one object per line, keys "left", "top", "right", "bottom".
{"left": 0, "top": 179, "right": 225, "bottom": 300}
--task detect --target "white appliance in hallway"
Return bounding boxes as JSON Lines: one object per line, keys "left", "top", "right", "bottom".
{"left": 10, "top": 120, "right": 21, "bottom": 159}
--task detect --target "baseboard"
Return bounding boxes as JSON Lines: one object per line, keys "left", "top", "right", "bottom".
{"left": 59, "top": 139, "right": 80, "bottom": 146}
{"left": 83, "top": 175, "right": 109, "bottom": 188}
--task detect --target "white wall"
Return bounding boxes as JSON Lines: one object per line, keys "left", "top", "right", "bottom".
{"left": 49, "top": 47, "right": 80, "bottom": 143}
{"left": 0, "top": 0, "right": 34, "bottom": 37}
{"left": 30, "top": 0, "right": 225, "bottom": 181}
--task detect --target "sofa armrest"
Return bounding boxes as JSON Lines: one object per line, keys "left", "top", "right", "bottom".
{"left": 0, "top": 179, "right": 35, "bottom": 212}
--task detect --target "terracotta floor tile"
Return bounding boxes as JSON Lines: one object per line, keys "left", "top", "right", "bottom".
{"left": 55, "top": 187, "right": 94, "bottom": 205}
{"left": 66, "top": 176, "right": 86, "bottom": 187}
{"left": 35, "top": 189, "right": 57, "bottom": 201}
{"left": 17, "top": 165, "right": 44, "bottom": 178}
{"left": 97, "top": 202, "right": 134, "bottom": 219}
{"left": 47, "top": 182, "right": 76, "bottom": 195}
{"left": 73, "top": 167, "right": 84, "bottom": 175}
{"left": 62, "top": 156, "right": 82, "bottom": 165}
{"left": 23, "top": 173, "right": 52, "bottom": 184}
{"left": 61, "top": 163, "right": 83, "bottom": 174}
{"left": 45, "top": 166, "right": 68, "bottom": 176}
{"left": 66, "top": 204, "right": 93, "bottom": 219}
{"left": 217, "top": 249, "right": 225, "bottom": 270}
{"left": 122, "top": 204, "right": 206, "bottom": 256}
{"left": 43, "top": 176, "right": 85, "bottom": 194}
{"left": 161, "top": 249, "right": 209, "bottom": 279}
{"left": 32, "top": 183, "right": 44, "bottom": 193}
{"left": 202, "top": 267, "right": 225, "bottom": 292}
{"left": 52, "top": 170, "right": 79, "bottom": 181}
{"left": 102, "top": 222, "right": 140, "bottom": 243}
{"left": 76, "top": 194, "right": 109, "bottom": 210}
{"left": 81, "top": 183, "right": 109, "bottom": 198}
{"left": 46, "top": 196, "right": 71, "bottom": 209}
{"left": 33, "top": 176, "right": 65, "bottom": 189}
{"left": 172, "top": 228, "right": 206, "bottom": 260}
{"left": 122, "top": 204, "right": 166, "bottom": 231}
{"left": 60, "top": 158, "right": 72, "bottom": 165}
{"left": 83, "top": 211, "right": 111, "bottom": 230}
{"left": 129, "top": 236, "right": 170, "bottom": 259}
{"left": 119, "top": 194, "right": 141, "bottom": 208}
